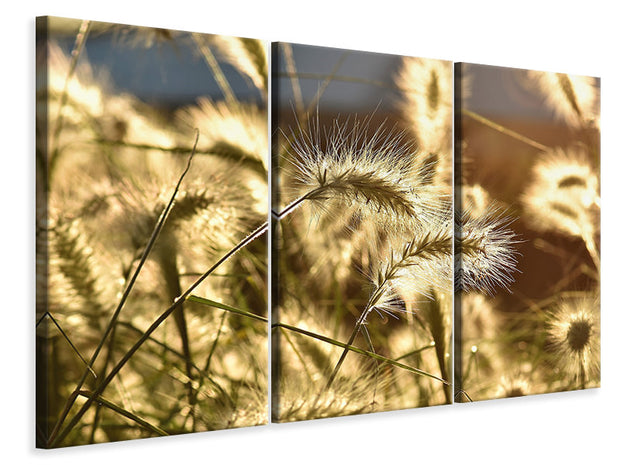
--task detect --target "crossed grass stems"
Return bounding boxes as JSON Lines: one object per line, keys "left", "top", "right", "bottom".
{"left": 39, "top": 28, "right": 580, "bottom": 445}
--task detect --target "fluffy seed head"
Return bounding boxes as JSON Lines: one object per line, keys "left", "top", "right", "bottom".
{"left": 209, "top": 36, "right": 268, "bottom": 94}
{"left": 284, "top": 117, "right": 446, "bottom": 223}
{"left": 456, "top": 206, "right": 520, "bottom": 293}
{"left": 522, "top": 146, "right": 599, "bottom": 239}
{"left": 370, "top": 226, "right": 453, "bottom": 318}
{"left": 395, "top": 57, "right": 452, "bottom": 157}
{"left": 547, "top": 296, "right": 600, "bottom": 385}
{"left": 177, "top": 98, "right": 268, "bottom": 170}
{"left": 459, "top": 184, "right": 491, "bottom": 219}
{"left": 278, "top": 116, "right": 452, "bottom": 293}
{"left": 527, "top": 70, "right": 600, "bottom": 128}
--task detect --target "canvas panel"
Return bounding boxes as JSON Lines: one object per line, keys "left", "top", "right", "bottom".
{"left": 271, "top": 42, "right": 454, "bottom": 422}
{"left": 35, "top": 16, "right": 268, "bottom": 447}
{"left": 454, "top": 63, "right": 600, "bottom": 402}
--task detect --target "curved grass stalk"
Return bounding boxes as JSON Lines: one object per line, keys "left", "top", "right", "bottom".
{"left": 455, "top": 389, "right": 473, "bottom": 402}
{"left": 203, "top": 312, "right": 227, "bottom": 375}
{"left": 582, "top": 231, "right": 600, "bottom": 272}
{"left": 462, "top": 109, "right": 549, "bottom": 152}
{"left": 272, "top": 192, "right": 312, "bottom": 220}
{"left": 280, "top": 43, "right": 304, "bottom": 114}
{"left": 280, "top": 329, "right": 316, "bottom": 383}
{"left": 88, "top": 322, "right": 117, "bottom": 443}
{"left": 36, "top": 312, "right": 96, "bottom": 379}
{"left": 304, "top": 52, "right": 349, "bottom": 117}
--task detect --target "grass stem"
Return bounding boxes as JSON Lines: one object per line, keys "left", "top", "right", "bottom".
{"left": 462, "top": 109, "right": 549, "bottom": 152}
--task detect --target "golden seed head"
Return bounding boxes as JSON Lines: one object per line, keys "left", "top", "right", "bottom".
{"left": 547, "top": 296, "right": 600, "bottom": 385}
{"left": 456, "top": 205, "right": 520, "bottom": 293}
{"left": 522, "top": 146, "right": 599, "bottom": 239}
{"left": 395, "top": 57, "right": 452, "bottom": 157}
{"left": 527, "top": 70, "right": 600, "bottom": 128}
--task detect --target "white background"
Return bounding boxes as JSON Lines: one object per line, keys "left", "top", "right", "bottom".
{"left": 4, "top": 1, "right": 619, "bottom": 463}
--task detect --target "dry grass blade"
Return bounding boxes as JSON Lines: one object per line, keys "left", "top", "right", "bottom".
{"left": 281, "top": 43, "right": 303, "bottom": 113}
{"left": 192, "top": 33, "right": 238, "bottom": 107}
{"left": 187, "top": 295, "right": 268, "bottom": 323}
{"left": 462, "top": 109, "right": 549, "bottom": 152}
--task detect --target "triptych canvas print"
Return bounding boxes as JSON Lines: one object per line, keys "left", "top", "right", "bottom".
{"left": 36, "top": 16, "right": 600, "bottom": 448}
